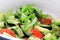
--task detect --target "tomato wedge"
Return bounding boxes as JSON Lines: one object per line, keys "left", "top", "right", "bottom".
{"left": 0, "top": 29, "right": 16, "bottom": 37}
{"left": 43, "top": 19, "right": 52, "bottom": 25}
{"left": 31, "top": 29, "right": 44, "bottom": 39}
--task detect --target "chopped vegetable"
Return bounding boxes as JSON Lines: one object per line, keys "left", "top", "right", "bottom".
{"left": 0, "top": 13, "right": 4, "bottom": 21}
{"left": 31, "top": 29, "right": 44, "bottom": 39}
{"left": 44, "top": 33, "right": 57, "bottom": 40}
{"left": 57, "top": 37, "right": 60, "bottom": 40}
{"left": 43, "top": 19, "right": 52, "bottom": 25}
{"left": 7, "top": 19, "right": 19, "bottom": 25}
{"left": 0, "top": 29, "right": 16, "bottom": 37}
{"left": 4, "top": 10, "right": 14, "bottom": 20}
{"left": 53, "top": 18, "right": 60, "bottom": 26}
{"left": 13, "top": 26, "right": 24, "bottom": 38}
{"left": 34, "top": 25, "right": 50, "bottom": 35}
{"left": 0, "top": 22, "right": 4, "bottom": 28}
{"left": 28, "top": 35, "right": 41, "bottom": 40}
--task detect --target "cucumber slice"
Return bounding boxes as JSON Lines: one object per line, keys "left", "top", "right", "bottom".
{"left": 44, "top": 33, "right": 57, "bottom": 40}
{"left": 28, "top": 35, "right": 41, "bottom": 40}
{"left": 0, "top": 22, "right": 4, "bottom": 28}
{"left": 34, "top": 25, "right": 50, "bottom": 35}
{"left": 53, "top": 18, "right": 60, "bottom": 26}
{"left": 7, "top": 19, "right": 20, "bottom": 25}
{"left": 57, "top": 37, "right": 60, "bottom": 40}
{"left": 13, "top": 26, "right": 24, "bottom": 38}
{"left": 0, "top": 13, "right": 4, "bottom": 21}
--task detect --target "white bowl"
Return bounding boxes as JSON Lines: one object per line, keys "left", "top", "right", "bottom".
{"left": 0, "top": 0, "right": 60, "bottom": 40}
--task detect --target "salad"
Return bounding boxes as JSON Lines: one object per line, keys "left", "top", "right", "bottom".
{"left": 0, "top": 5, "right": 60, "bottom": 40}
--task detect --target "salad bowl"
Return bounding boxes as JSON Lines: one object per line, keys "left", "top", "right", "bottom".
{"left": 0, "top": 0, "right": 60, "bottom": 40}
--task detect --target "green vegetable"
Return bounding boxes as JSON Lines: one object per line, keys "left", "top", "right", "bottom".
{"left": 4, "top": 10, "right": 15, "bottom": 26}
{"left": 7, "top": 19, "right": 19, "bottom": 25}
{"left": 51, "top": 24, "right": 60, "bottom": 36}
{"left": 50, "top": 34, "right": 57, "bottom": 40}
{"left": 44, "top": 33, "right": 52, "bottom": 40}
{"left": 0, "top": 22, "right": 4, "bottom": 28}
{"left": 4, "top": 10, "right": 14, "bottom": 20}
{"left": 44, "top": 33, "right": 57, "bottom": 40}
{"left": 28, "top": 13, "right": 35, "bottom": 20}
{"left": 40, "top": 24, "right": 51, "bottom": 27}
{"left": 28, "top": 35, "right": 41, "bottom": 40}
{"left": 34, "top": 25, "right": 50, "bottom": 35}
{"left": 34, "top": 8, "right": 43, "bottom": 17}
{"left": 15, "top": 5, "right": 39, "bottom": 36}
{"left": 0, "top": 13, "right": 4, "bottom": 21}
{"left": 53, "top": 18, "right": 60, "bottom": 26}
{"left": 52, "top": 24, "right": 59, "bottom": 30}
{"left": 23, "top": 17, "right": 37, "bottom": 35}
{"left": 8, "top": 16, "right": 16, "bottom": 20}
{"left": 13, "top": 26, "right": 24, "bottom": 38}
{"left": 57, "top": 37, "right": 60, "bottom": 40}
{"left": 23, "top": 17, "right": 37, "bottom": 31}
{"left": 0, "top": 14, "right": 5, "bottom": 28}
{"left": 42, "top": 14, "right": 52, "bottom": 19}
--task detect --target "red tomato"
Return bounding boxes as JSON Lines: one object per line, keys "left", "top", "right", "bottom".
{"left": 31, "top": 29, "right": 44, "bottom": 39}
{"left": 43, "top": 19, "right": 52, "bottom": 25}
{"left": 0, "top": 29, "right": 16, "bottom": 37}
